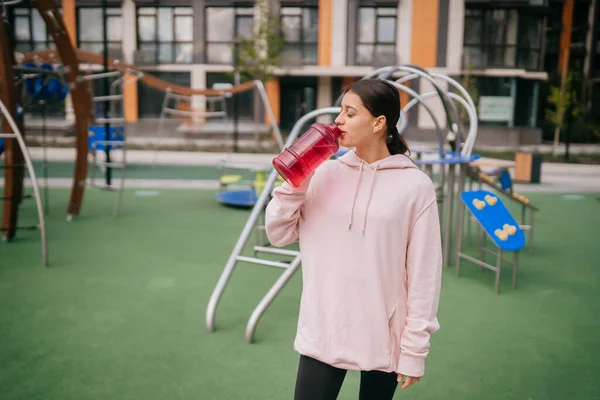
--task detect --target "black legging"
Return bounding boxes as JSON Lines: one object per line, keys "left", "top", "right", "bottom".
{"left": 294, "top": 355, "right": 399, "bottom": 400}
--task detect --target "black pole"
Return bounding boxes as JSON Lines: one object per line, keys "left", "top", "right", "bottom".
{"left": 564, "top": 90, "right": 574, "bottom": 162}
{"left": 233, "top": 71, "right": 240, "bottom": 153}
{"left": 102, "top": 0, "right": 111, "bottom": 185}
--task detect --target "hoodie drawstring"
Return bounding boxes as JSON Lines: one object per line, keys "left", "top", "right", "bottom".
{"left": 348, "top": 162, "right": 378, "bottom": 235}
{"left": 362, "top": 164, "right": 379, "bottom": 235}
{"left": 348, "top": 161, "right": 363, "bottom": 231}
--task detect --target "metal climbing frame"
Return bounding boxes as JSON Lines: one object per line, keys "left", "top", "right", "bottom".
{"left": 205, "top": 107, "right": 341, "bottom": 344}
{"left": 0, "top": 99, "right": 47, "bottom": 266}
{"left": 153, "top": 90, "right": 228, "bottom": 163}
{"left": 206, "top": 67, "right": 480, "bottom": 342}
{"left": 154, "top": 80, "right": 284, "bottom": 165}
{"left": 85, "top": 68, "right": 143, "bottom": 217}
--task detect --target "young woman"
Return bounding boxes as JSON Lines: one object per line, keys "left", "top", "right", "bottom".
{"left": 265, "top": 79, "right": 443, "bottom": 400}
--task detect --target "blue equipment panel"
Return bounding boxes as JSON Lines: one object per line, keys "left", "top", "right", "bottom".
{"left": 461, "top": 190, "right": 526, "bottom": 252}
{"left": 88, "top": 126, "right": 125, "bottom": 152}
{"left": 215, "top": 189, "right": 258, "bottom": 208}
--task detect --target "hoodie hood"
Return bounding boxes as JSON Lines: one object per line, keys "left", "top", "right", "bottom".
{"left": 336, "top": 148, "right": 418, "bottom": 171}
{"left": 336, "top": 149, "right": 419, "bottom": 235}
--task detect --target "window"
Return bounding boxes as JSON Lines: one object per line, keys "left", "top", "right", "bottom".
{"left": 77, "top": 7, "right": 122, "bottom": 57}
{"left": 355, "top": 7, "right": 396, "bottom": 66}
{"left": 463, "top": 8, "right": 543, "bottom": 70}
{"left": 137, "top": 7, "right": 193, "bottom": 64}
{"left": 205, "top": 7, "right": 254, "bottom": 64}
{"left": 280, "top": 7, "right": 318, "bottom": 65}
{"left": 12, "top": 7, "right": 54, "bottom": 53}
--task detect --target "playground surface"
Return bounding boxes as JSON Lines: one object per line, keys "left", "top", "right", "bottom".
{"left": 1, "top": 180, "right": 599, "bottom": 399}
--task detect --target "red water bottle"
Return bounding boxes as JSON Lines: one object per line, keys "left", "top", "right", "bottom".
{"left": 273, "top": 122, "right": 343, "bottom": 187}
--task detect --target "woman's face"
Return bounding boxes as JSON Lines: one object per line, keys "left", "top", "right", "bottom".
{"left": 334, "top": 91, "right": 385, "bottom": 149}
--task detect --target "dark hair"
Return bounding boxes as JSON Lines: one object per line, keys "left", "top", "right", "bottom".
{"left": 344, "top": 79, "right": 410, "bottom": 155}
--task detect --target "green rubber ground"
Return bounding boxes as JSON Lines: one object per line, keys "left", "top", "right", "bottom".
{"left": 1, "top": 188, "right": 599, "bottom": 400}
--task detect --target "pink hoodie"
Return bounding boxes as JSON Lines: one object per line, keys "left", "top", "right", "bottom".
{"left": 265, "top": 149, "right": 442, "bottom": 378}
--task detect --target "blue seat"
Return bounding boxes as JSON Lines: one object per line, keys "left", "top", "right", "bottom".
{"left": 215, "top": 189, "right": 258, "bottom": 209}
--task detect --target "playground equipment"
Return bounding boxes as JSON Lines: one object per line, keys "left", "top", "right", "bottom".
{"left": 0, "top": 98, "right": 47, "bottom": 266}
{"left": 85, "top": 67, "right": 143, "bottom": 218}
{"left": 206, "top": 65, "right": 481, "bottom": 343}
{"left": 20, "top": 46, "right": 284, "bottom": 218}
{"left": 215, "top": 162, "right": 272, "bottom": 209}
{"left": 15, "top": 61, "right": 71, "bottom": 216}
{"left": 206, "top": 107, "right": 339, "bottom": 343}
{"left": 0, "top": 7, "right": 48, "bottom": 266}
{"left": 468, "top": 164, "right": 538, "bottom": 253}
{"left": 454, "top": 190, "right": 526, "bottom": 294}
{"left": 153, "top": 79, "right": 284, "bottom": 166}
{"left": 153, "top": 89, "right": 228, "bottom": 164}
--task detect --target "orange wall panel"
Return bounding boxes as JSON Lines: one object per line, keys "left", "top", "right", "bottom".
{"left": 318, "top": 0, "right": 332, "bottom": 66}
{"left": 265, "top": 78, "right": 280, "bottom": 125}
{"left": 410, "top": 0, "right": 439, "bottom": 67}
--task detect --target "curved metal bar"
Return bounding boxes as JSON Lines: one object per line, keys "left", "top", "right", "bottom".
{"left": 331, "top": 67, "right": 447, "bottom": 158}
{"left": 403, "top": 92, "right": 477, "bottom": 150}
{"left": 254, "top": 79, "right": 284, "bottom": 150}
{"left": 398, "top": 110, "right": 408, "bottom": 135}
{"left": 206, "top": 107, "right": 340, "bottom": 335}
{"left": 394, "top": 65, "right": 465, "bottom": 155}
{"left": 354, "top": 64, "right": 465, "bottom": 155}
{"left": 428, "top": 73, "right": 478, "bottom": 156}
{"left": 385, "top": 80, "right": 445, "bottom": 159}
{"left": 0, "top": 100, "right": 48, "bottom": 267}
{"left": 398, "top": 72, "right": 479, "bottom": 156}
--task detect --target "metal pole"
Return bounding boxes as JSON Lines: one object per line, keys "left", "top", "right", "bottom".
{"left": 40, "top": 99, "right": 49, "bottom": 215}
{"left": 233, "top": 71, "right": 240, "bottom": 153}
{"left": 102, "top": 0, "right": 111, "bottom": 185}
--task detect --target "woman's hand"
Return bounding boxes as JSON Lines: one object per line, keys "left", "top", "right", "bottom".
{"left": 397, "top": 374, "right": 421, "bottom": 389}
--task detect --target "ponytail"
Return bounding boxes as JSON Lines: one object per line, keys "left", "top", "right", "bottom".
{"left": 386, "top": 125, "right": 410, "bottom": 155}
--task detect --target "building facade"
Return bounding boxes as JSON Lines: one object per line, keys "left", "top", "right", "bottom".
{"left": 7, "top": 0, "right": 600, "bottom": 144}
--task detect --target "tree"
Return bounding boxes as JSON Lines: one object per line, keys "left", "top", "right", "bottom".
{"left": 459, "top": 64, "right": 479, "bottom": 126}
{"left": 234, "top": 0, "right": 284, "bottom": 83}
{"left": 545, "top": 69, "right": 581, "bottom": 156}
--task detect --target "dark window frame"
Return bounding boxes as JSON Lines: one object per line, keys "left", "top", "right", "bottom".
{"left": 135, "top": 5, "right": 194, "bottom": 64}
{"left": 280, "top": 6, "right": 319, "bottom": 66}
{"left": 463, "top": 6, "right": 545, "bottom": 70}
{"left": 11, "top": 7, "right": 55, "bottom": 53}
{"left": 204, "top": 6, "right": 254, "bottom": 65}
{"left": 355, "top": 6, "right": 397, "bottom": 66}
{"left": 76, "top": 6, "right": 123, "bottom": 57}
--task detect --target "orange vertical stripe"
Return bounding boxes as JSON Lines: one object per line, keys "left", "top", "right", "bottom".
{"left": 558, "top": 0, "right": 574, "bottom": 75}
{"left": 410, "top": 0, "right": 439, "bottom": 67}
{"left": 264, "top": 78, "right": 280, "bottom": 125}
{"left": 318, "top": 0, "right": 331, "bottom": 66}
{"left": 124, "top": 73, "right": 139, "bottom": 122}
{"left": 61, "top": 0, "right": 76, "bottom": 48}
{"left": 342, "top": 76, "right": 357, "bottom": 91}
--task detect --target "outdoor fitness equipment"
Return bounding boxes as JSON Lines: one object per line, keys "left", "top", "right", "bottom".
{"left": 206, "top": 65, "right": 481, "bottom": 343}
{"left": 455, "top": 190, "right": 526, "bottom": 294}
